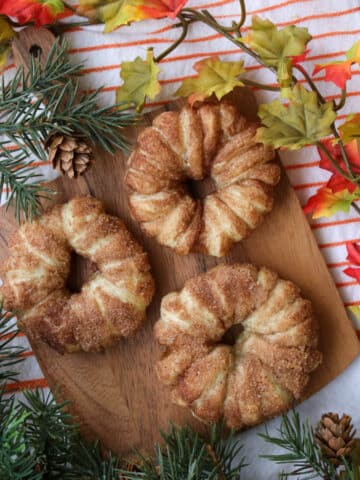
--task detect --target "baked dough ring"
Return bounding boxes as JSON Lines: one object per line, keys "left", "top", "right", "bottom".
{"left": 125, "top": 98, "right": 280, "bottom": 257}
{"left": 154, "top": 263, "right": 321, "bottom": 429}
{"left": 0, "top": 196, "right": 154, "bottom": 353}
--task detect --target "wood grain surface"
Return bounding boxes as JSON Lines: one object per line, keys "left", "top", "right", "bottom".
{"left": 1, "top": 28, "right": 359, "bottom": 458}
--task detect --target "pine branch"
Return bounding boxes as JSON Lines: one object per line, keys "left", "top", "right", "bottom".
{"left": 0, "top": 146, "right": 53, "bottom": 222}
{"left": 0, "top": 303, "right": 26, "bottom": 385}
{"left": 259, "top": 410, "right": 340, "bottom": 479}
{"left": 120, "top": 423, "right": 246, "bottom": 480}
{"left": 0, "top": 38, "right": 137, "bottom": 221}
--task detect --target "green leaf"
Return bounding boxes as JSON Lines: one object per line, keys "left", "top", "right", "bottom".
{"left": 116, "top": 49, "right": 161, "bottom": 111}
{"left": 257, "top": 84, "right": 336, "bottom": 150}
{"left": 242, "top": 16, "right": 311, "bottom": 68}
{"left": 241, "top": 16, "right": 311, "bottom": 93}
{"left": 175, "top": 56, "right": 245, "bottom": 104}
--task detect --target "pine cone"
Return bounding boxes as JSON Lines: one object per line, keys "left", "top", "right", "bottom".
{"left": 46, "top": 134, "right": 93, "bottom": 179}
{"left": 315, "top": 412, "right": 356, "bottom": 466}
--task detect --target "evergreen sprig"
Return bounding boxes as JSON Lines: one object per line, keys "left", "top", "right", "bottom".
{"left": 0, "top": 38, "right": 137, "bottom": 222}
{"left": 259, "top": 410, "right": 360, "bottom": 479}
{"left": 120, "top": 423, "right": 246, "bottom": 480}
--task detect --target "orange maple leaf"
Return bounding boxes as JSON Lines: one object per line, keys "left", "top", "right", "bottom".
{"left": 313, "top": 40, "right": 360, "bottom": 88}
{"left": 312, "top": 61, "right": 352, "bottom": 89}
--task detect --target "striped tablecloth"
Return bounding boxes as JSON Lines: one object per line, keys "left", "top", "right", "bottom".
{"left": 1, "top": 2, "right": 360, "bottom": 475}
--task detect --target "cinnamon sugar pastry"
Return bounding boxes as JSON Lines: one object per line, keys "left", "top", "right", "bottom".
{"left": 125, "top": 98, "right": 280, "bottom": 257}
{"left": 0, "top": 196, "right": 154, "bottom": 353}
{"left": 154, "top": 263, "right": 321, "bottom": 429}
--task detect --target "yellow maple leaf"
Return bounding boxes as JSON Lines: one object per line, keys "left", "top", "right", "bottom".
{"left": 116, "top": 49, "right": 161, "bottom": 111}
{"left": 175, "top": 56, "right": 245, "bottom": 105}
{"left": 0, "top": 17, "right": 16, "bottom": 70}
{"left": 339, "top": 113, "right": 360, "bottom": 144}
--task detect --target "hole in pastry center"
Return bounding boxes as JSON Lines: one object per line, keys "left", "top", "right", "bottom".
{"left": 221, "top": 323, "right": 244, "bottom": 346}
{"left": 187, "top": 175, "right": 217, "bottom": 200}
{"left": 66, "top": 251, "right": 97, "bottom": 293}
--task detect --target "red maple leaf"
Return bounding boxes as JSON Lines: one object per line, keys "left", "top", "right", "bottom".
{"left": 313, "top": 61, "right": 352, "bottom": 89}
{"left": 140, "top": 0, "right": 188, "bottom": 20}
{"left": 0, "top": 0, "right": 72, "bottom": 26}
{"left": 344, "top": 242, "right": 360, "bottom": 283}
{"left": 317, "top": 138, "right": 360, "bottom": 193}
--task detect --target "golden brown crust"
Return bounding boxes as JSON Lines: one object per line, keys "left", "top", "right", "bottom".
{"left": 125, "top": 98, "right": 280, "bottom": 257}
{"left": 154, "top": 263, "right": 321, "bottom": 429}
{"left": 0, "top": 196, "right": 154, "bottom": 353}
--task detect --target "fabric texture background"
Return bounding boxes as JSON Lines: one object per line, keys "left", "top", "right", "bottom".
{"left": 1, "top": 1, "right": 360, "bottom": 477}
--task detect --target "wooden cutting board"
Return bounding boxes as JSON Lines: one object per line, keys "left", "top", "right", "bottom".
{"left": 0, "top": 28, "right": 359, "bottom": 457}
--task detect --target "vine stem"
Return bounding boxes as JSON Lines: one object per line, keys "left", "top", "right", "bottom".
{"left": 180, "top": 8, "right": 278, "bottom": 76}
{"left": 352, "top": 202, "right": 360, "bottom": 215}
{"left": 334, "top": 87, "right": 346, "bottom": 111}
{"left": 293, "top": 64, "right": 326, "bottom": 103}
{"left": 154, "top": 14, "right": 189, "bottom": 62}
{"left": 242, "top": 78, "right": 280, "bottom": 91}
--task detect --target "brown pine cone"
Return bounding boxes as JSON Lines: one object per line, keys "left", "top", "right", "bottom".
{"left": 315, "top": 412, "right": 356, "bottom": 466}
{"left": 46, "top": 133, "right": 93, "bottom": 179}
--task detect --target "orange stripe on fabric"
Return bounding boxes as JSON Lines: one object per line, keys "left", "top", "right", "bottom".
{"left": 19, "top": 351, "right": 34, "bottom": 358}
{"left": 336, "top": 280, "right": 359, "bottom": 288}
{"left": 319, "top": 237, "right": 360, "bottom": 249}
{"left": 151, "top": 0, "right": 334, "bottom": 34}
{"left": 294, "top": 181, "right": 325, "bottom": 191}
{"left": 345, "top": 300, "right": 360, "bottom": 307}
{"left": 0, "top": 331, "right": 25, "bottom": 341}
{"left": 2, "top": 63, "right": 15, "bottom": 73}
{"left": 285, "top": 161, "right": 320, "bottom": 170}
{"left": 311, "top": 217, "right": 360, "bottom": 230}
{"left": 213, "top": 6, "right": 360, "bottom": 23}
{"left": 327, "top": 261, "right": 349, "bottom": 269}
{"left": 5, "top": 378, "right": 48, "bottom": 393}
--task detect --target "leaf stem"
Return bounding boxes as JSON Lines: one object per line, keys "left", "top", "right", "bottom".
{"left": 293, "top": 64, "right": 326, "bottom": 103}
{"left": 62, "top": 1, "right": 77, "bottom": 13}
{"left": 334, "top": 87, "right": 347, "bottom": 111}
{"left": 352, "top": 202, "right": 360, "bottom": 215}
{"left": 155, "top": 14, "right": 189, "bottom": 62}
{"left": 242, "top": 78, "right": 280, "bottom": 91}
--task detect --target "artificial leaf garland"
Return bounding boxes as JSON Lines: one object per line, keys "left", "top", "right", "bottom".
{"left": 256, "top": 84, "right": 336, "bottom": 150}
{"left": 175, "top": 56, "right": 245, "bottom": 105}
{"left": 116, "top": 49, "right": 161, "bottom": 111}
